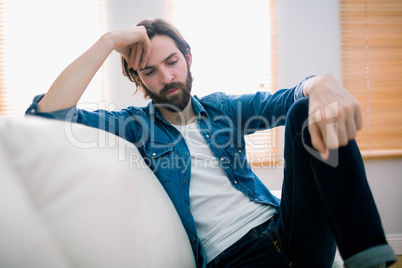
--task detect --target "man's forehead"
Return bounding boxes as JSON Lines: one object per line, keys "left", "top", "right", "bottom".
{"left": 147, "top": 35, "right": 180, "bottom": 64}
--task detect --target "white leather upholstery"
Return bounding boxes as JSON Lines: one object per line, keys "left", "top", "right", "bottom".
{"left": 0, "top": 116, "right": 195, "bottom": 268}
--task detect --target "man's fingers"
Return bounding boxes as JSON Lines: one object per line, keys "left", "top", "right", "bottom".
{"left": 131, "top": 37, "right": 151, "bottom": 70}
{"left": 309, "top": 122, "right": 329, "bottom": 159}
{"left": 126, "top": 43, "right": 135, "bottom": 68}
{"left": 140, "top": 39, "right": 151, "bottom": 69}
{"left": 339, "top": 101, "right": 360, "bottom": 145}
{"left": 326, "top": 123, "right": 339, "bottom": 149}
{"left": 336, "top": 108, "right": 349, "bottom": 147}
{"left": 345, "top": 116, "right": 357, "bottom": 143}
{"left": 355, "top": 103, "right": 363, "bottom": 131}
{"left": 132, "top": 43, "right": 143, "bottom": 71}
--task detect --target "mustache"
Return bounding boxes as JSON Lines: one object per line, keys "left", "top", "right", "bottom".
{"left": 161, "top": 82, "right": 186, "bottom": 95}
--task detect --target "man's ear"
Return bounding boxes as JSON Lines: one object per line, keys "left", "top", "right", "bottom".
{"left": 185, "top": 49, "right": 192, "bottom": 68}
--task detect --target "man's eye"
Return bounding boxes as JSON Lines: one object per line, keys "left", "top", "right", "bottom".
{"left": 144, "top": 70, "right": 155, "bottom": 76}
{"left": 167, "top": 60, "right": 177, "bottom": 65}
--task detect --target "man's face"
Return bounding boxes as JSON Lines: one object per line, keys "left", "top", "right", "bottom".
{"left": 138, "top": 35, "right": 193, "bottom": 112}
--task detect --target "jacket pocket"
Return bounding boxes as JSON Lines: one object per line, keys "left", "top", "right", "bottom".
{"left": 143, "top": 142, "right": 175, "bottom": 183}
{"left": 224, "top": 138, "right": 250, "bottom": 175}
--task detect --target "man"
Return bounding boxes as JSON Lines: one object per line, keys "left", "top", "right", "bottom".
{"left": 27, "top": 18, "right": 396, "bottom": 267}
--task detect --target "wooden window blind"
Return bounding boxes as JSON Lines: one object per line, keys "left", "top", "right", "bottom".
{"left": 340, "top": 0, "right": 402, "bottom": 159}
{"left": 0, "top": 0, "right": 105, "bottom": 118}
{"left": 168, "top": 0, "right": 279, "bottom": 166}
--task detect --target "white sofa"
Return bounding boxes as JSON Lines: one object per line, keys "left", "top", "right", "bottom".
{"left": 0, "top": 116, "right": 343, "bottom": 267}
{"left": 0, "top": 116, "right": 195, "bottom": 268}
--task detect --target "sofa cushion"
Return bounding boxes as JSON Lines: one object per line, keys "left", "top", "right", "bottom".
{"left": 0, "top": 116, "right": 195, "bottom": 268}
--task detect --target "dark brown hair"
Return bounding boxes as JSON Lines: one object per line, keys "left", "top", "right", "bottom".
{"left": 121, "top": 18, "right": 191, "bottom": 92}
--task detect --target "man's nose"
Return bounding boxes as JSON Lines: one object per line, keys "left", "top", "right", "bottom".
{"left": 159, "top": 67, "right": 174, "bottom": 84}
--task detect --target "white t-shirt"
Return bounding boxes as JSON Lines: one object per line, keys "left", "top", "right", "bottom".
{"left": 173, "top": 121, "right": 277, "bottom": 262}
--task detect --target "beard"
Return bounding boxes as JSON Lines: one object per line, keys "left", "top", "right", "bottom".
{"left": 142, "top": 67, "right": 193, "bottom": 113}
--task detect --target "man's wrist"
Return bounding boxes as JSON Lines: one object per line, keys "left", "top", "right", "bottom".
{"left": 294, "top": 75, "right": 316, "bottom": 102}
{"left": 302, "top": 75, "right": 317, "bottom": 97}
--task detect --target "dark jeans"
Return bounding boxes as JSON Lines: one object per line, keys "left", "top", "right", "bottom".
{"left": 208, "top": 98, "right": 396, "bottom": 268}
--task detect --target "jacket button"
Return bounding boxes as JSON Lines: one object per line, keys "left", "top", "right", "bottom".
{"left": 184, "top": 180, "right": 188, "bottom": 184}
{"left": 234, "top": 180, "right": 238, "bottom": 184}
{"left": 191, "top": 238, "right": 196, "bottom": 243}
{"left": 152, "top": 153, "right": 156, "bottom": 157}
{"left": 206, "top": 134, "right": 210, "bottom": 138}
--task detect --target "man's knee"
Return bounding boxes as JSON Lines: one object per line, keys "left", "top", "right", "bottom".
{"left": 286, "top": 97, "right": 309, "bottom": 131}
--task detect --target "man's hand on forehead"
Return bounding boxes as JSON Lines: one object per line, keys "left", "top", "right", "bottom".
{"left": 111, "top": 25, "right": 151, "bottom": 70}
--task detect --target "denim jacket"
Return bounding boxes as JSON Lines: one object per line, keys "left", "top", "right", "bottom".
{"left": 26, "top": 78, "right": 308, "bottom": 267}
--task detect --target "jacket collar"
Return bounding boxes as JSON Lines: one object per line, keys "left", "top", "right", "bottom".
{"left": 148, "top": 95, "right": 208, "bottom": 124}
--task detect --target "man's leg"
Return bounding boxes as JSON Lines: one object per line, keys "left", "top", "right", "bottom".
{"left": 278, "top": 98, "right": 396, "bottom": 267}
{"left": 207, "top": 217, "right": 292, "bottom": 268}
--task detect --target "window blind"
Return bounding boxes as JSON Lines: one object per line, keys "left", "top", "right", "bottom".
{"left": 168, "top": 0, "right": 279, "bottom": 166}
{"left": 340, "top": 0, "right": 402, "bottom": 159}
{"left": 0, "top": 0, "right": 105, "bottom": 118}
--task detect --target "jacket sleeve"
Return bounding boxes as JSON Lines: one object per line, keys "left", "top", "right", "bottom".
{"left": 25, "top": 93, "right": 141, "bottom": 144}
{"left": 25, "top": 94, "right": 79, "bottom": 122}
{"left": 223, "top": 76, "right": 313, "bottom": 135}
